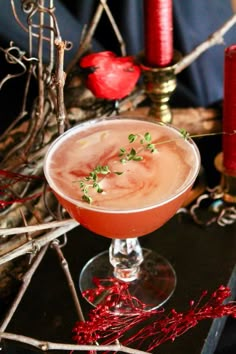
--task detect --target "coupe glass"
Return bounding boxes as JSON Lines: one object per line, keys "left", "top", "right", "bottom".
{"left": 44, "top": 116, "right": 200, "bottom": 310}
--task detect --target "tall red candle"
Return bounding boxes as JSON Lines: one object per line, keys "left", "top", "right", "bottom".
{"left": 223, "top": 45, "right": 236, "bottom": 173}
{"left": 143, "top": 0, "right": 173, "bottom": 67}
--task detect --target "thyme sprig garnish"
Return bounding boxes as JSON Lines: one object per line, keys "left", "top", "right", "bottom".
{"left": 119, "top": 132, "right": 157, "bottom": 163}
{"left": 75, "top": 127, "right": 236, "bottom": 204}
{"left": 76, "top": 132, "right": 160, "bottom": 204}
{"left": 75, "top": 128, "right": 203, "bottom": 204}
{"left": 77, "top": 165, "right": 123, "bottom": 204}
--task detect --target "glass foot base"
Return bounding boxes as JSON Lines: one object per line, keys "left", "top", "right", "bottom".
{"left": 79, "top": 248, "right": 176, "bottom": 311}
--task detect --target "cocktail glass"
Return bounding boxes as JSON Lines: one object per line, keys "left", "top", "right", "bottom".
{"left": 44, "top": 116, "right": 200, "bottom": 310}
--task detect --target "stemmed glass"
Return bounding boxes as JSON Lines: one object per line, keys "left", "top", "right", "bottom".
{"left": 44, "top": 116, "right": 200, "bottom": 310}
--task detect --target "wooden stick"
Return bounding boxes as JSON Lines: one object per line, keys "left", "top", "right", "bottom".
{"left": 0, "top": 219, "right": 76, "bottom": 237}
{"left": 0, "top": 245, "right": 48, "bottom": 332}
{"left": 51, "top": 240, "right": 85, "bottom": 322}
{"left": 175, "top": 14, "right": 236, "bottom": 74}
{"left": 0, "top": 331, "right": 148, "bottom": 354}
{"left": 65, "top": 0, "right": 108, "bottom": 73}
{"left": 0, "top": 221, "right": 78, "bottom": 266}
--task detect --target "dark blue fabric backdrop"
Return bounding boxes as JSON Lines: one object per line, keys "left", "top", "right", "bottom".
{"left": 1, "top": 0, "right": 236, "bottom": 108}
{"left": 58, "top": 0, "right": 236, "bottom": 107}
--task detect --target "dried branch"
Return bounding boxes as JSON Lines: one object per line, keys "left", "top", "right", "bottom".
{"left": 24, "top": 0, "right": 45, "bottom": 156}
{"left": 10, "top": 0, "right": 61, "bottom": 43}
{"left": 100, "top": 0, "right": 126, "bottom": 56}
{"left": 0, "top": 332, "right": 148, "bottom": 354}
{"left": 0, "top": 219, "right": 75, "bottom": 237}
{"left": 66, "top": 0, "right": 126, "bottom": 74}
{"left": 0, "top": 43, "right": 37, "bottom": 90}
{"left": 51, "top": 240, "right": 85, "bottom": 322}
{"left": 175, "top": 13, "right": 236, "bottom": 74}
{"left": 66, "top": 0, "right": 107, "bottom": 73}
{"left": 0, "top": 245, "right": 48, "bottom": 332}
{"left": 0, "top": 220, "right": 78, "bottom": 266}
{"left": 54, "top": 38, "right": 67, "bottom": 134}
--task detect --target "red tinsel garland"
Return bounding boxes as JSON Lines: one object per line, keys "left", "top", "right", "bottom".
{"left": 0, "top": 169, "right": 43, "bottom": 208}
{"left": 72, "top": 278, "right": 236, "bottom": 352}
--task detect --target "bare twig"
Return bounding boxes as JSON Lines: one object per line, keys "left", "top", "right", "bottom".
{"left": 0, "top": 221, "right": 78, "bottom": 266}
{"left": 0, "top": 245, "right": 48, "bottom": 332}
{"left": 66, "top": 1, "right": 107, "bottom": 73}
{"left": 51, "top": 240, "right": 85, "bottom": 322}
{"left": 54, "top": 38, "right": 67, "bottom": 134}
{"left": 23, "top": 0, "right": 45, "bottom": 156}
{"left": 100, "top": 0, "right": 126, "bottom": 56}
{"left": 0, "top": 43, "right": 37, "bottom": 90}
{"left": 0, "top": 219, "right": 76, "bottom": 237}
{"left": 0, "top": 332, "right": 148, "bottom": 353}
{"left": 175, "top": 13, "right": 236, "bottom": 74}
{"left": 0, "top": 110, "right": 28, "bottom": 141}
{"left": 10, "top": 0, "right": 61, "bottom": 43}
{"left": 66, "top": 0, "right": 126, "bottom": 74}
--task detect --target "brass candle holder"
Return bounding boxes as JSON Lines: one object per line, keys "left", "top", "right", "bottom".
{"left": 214, "top": 152, "right": 236, "bottom": 204}
{"left": 141, "top": 51, "right": 182, "bottom": 123}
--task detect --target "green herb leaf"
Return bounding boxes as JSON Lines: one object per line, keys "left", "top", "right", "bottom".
{"left": 94, "top": 183, "right": 103, "bottom": 193}
{"left": 147, "top": 143, "right": 157, "bottom": 153}
{"left": 128, "top": 134, "right": 138, "bottom": 143}
{"left": 82, "top": 194, "right": 92, "bottom": 204}
{"left": 133, "top": 155, "right": 143, "bottom": 161}
{"left": 144, "top": 132, "right": 152, "bottom": 142}
{"left": 119, "top": 147, "right": 126, "bottom": 156}
{"left": 127, "top": 148, "right": 137, "bottom": 160}
{"left": 114, "top": 171, "right": 124, "bottom": 175}
{"left": 180, "top": 128, "right": 190, "bottom": 139}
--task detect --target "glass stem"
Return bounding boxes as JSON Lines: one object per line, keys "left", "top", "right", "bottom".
{"left": 109, "top": 238, "right": 143, "bottom": 282}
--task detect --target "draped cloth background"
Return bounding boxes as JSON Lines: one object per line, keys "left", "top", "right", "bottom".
{"left": 62, "top": 0, "right": 235, "bottom": 107}
{"left": 0, "top": 0, "right": 235, "bottom": 109}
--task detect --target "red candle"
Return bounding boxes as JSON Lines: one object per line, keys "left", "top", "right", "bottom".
{"left": 223, "top": 45, "right": 236, "bottom": 174}
{"left": 143, "top": 0, "right": 173, "bottom": 67}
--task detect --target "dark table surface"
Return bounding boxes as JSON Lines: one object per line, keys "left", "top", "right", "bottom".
{"left": 1, "top": 210, "right": 236, "bottom": 354}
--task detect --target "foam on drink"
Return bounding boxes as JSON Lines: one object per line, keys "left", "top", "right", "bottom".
{"left": 46, "top": 119, "right": 198, "bottom": 211}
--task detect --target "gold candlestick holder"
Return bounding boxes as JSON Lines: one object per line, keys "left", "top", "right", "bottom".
{"left": 214, "top": 152, "right": 236, "bottom": 204}
{"left": 141, "top": 51, "right": 182, "bottom": 123}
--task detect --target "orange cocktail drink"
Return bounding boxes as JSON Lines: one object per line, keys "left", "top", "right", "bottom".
{"left": 44, "top": 117, "right": 200, "bottom": 238}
